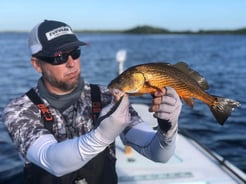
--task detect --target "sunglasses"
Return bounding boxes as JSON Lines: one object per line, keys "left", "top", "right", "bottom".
{"left": 37, "top": 48, "right": 81, "bottom": 65}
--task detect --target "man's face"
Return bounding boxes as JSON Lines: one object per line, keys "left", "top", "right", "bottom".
{"left": 33, "top": 48, "right": 81, "bottom": 94}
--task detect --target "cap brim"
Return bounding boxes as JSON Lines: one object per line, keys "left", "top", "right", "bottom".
{"left": 35, "top": 41, "right": 87, "bottom": 57}
{"left": 58, "top": 41, "right": 87, "bottom": 51}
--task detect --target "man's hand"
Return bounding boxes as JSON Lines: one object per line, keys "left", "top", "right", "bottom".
{"left": 95, "top": 93, "right": 130, "bottom": 143}
{"left": 149, "top": 87, "right": 182, "bottom": 132}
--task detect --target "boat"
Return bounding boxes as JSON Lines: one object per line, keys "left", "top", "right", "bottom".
{"left": 116, "top": 104, "right": 246, "bottom": 184}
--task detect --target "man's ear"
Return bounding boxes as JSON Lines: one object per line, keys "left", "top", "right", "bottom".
{"left": 31, "top": 57, "right": 42, "bottom": 73}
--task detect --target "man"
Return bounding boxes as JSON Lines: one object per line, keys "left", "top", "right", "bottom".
{"left": 3, "top": 20, "right": 182, "bottom": 184}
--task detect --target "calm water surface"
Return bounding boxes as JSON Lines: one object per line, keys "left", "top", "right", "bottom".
{"left": 0, "top": 33, "right": 246, "bottom": 181}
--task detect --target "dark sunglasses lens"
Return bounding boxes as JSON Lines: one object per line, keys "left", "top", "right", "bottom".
{"left": 53, "top": 49, "right": 81, "bottom": 65}
{"left": 70, "top": 49, "right": 81, "bottom": 60}
{"left": 53, "top": 55, "right": 68, "bottom": 65}
{"left": 37, "top": 48, "right": 81, "bottom": 65}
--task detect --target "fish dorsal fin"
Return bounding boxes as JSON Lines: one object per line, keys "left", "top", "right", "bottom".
{"left": 173, "top": 62, "right": 209, "bottom": 90}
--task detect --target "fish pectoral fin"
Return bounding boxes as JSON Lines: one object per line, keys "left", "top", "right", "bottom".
{"left": 182, "top": 97, "right": 194, "bottom": 108}
{"left": 144, "top": 81, "right": 162, "bottom": 91}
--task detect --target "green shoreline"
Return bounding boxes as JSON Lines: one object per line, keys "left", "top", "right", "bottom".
{"left": 1, "top": 25, "right": 246, "bottom": 34}
{"left": 76, "top": 25, "right": 246, "bottom": 34}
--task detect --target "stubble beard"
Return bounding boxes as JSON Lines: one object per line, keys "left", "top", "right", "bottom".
{"left": 42, "top": 71, "right": 80, "bottom": 92}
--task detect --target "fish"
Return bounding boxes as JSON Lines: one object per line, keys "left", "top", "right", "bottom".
{"left": 108, "top": 62, "right": 240, "bottom": 125}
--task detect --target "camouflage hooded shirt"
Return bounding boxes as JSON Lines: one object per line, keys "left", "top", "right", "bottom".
{"left": 3, "top": 78, "right": 141, "bottom": 161}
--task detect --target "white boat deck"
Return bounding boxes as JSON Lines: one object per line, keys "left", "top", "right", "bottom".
{"left": 116, "top": 104, "right": 246, "bottom": 184}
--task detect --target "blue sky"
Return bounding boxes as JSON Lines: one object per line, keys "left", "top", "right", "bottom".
{"left": 1, "top": 0, "right": 245, "bottom": 31}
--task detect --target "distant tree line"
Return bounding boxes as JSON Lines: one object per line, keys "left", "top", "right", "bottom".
{"left": 123, "top": 26, "right": 246, "bottom": 35}
{"left": 76, "top": 25, "right": 246, "bottom": 35}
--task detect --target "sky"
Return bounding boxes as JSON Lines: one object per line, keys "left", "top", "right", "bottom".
{"left": 1, "top": 0, "right": 245, "bottom": 32}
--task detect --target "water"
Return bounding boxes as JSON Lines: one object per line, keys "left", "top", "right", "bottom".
{"left": 0, "top": 33, "right": 246, "bottom": 181}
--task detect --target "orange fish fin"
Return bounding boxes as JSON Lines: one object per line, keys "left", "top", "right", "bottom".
{"left": 209, "top": 95, "right": 240, "bottom": 125}
{"left": 182, "top": 97, "right": 194, "bottom": 108}
{"left": 144, "top": 81, "right": 162, "bottom": 91}
{"left": 173, "top": 62, "right": 209, "bottom": 90}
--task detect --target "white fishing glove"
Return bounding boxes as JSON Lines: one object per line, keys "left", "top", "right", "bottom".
{"left": 95, "top": 95, "right": 130, "bottom": 144}
{"left": 153, "top": 87, "right": 182, "bottom": 134}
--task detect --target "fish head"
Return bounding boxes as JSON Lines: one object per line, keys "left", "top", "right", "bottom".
{"left": 108, "top": 71, "right": 145, "bottom": 94}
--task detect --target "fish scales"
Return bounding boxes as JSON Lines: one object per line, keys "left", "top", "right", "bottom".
{"left": 135, "top": 63, "right": 214, "bottom": 105}
{"left": 108, "top": 62, "right": 240, "bottom": 124}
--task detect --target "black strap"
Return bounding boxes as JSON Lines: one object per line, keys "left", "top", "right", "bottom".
{"left": 90, "top": 84, "right": 102, "bottom": 126}
{"left": 26, "top": 88, "right": 54, "bottom": 132}
{"left": 26, "top": 85, "right": 102, "bottom": 133}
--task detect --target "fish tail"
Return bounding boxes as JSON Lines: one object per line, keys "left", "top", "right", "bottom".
{"left": 209, "top": 96, "right": 240, "bottom": 125}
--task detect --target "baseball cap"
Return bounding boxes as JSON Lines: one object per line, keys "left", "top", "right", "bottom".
{"left": 28, "top": 20, "right": 87, "bottom": 57}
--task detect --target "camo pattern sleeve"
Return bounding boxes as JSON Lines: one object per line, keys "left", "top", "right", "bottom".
{"left": 2, "top": 93, "right": 51, "bottom": 158}
{"left": 3, "top": 84, "right": 143, "bottom": 160}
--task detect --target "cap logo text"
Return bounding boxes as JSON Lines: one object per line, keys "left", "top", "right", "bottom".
{"left": 45, "top": 26, "right": 73, "bottom": 40}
